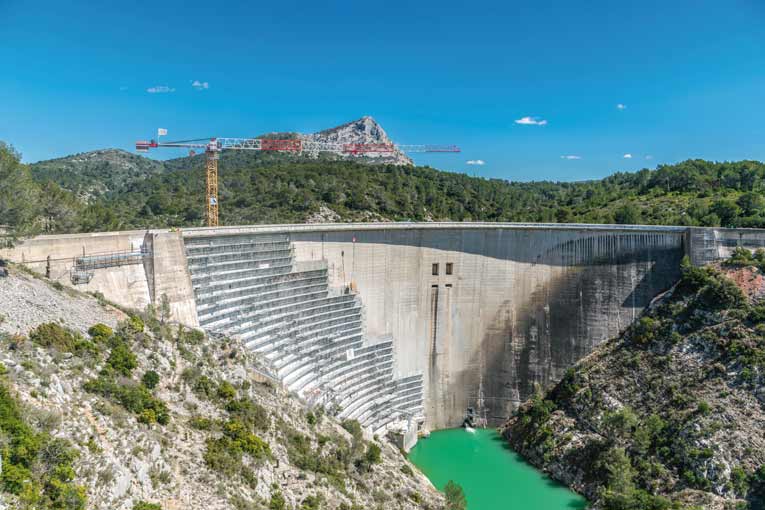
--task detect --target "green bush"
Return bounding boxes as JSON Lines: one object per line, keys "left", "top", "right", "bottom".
{"left": 29, "top": 322, "right": 78, "bottom": 351}
{"left": 126, "top": 315, "right": 145, "bottom": 334}
{"left": 678, "top": 256, "right": 712, "bottom": 293}
{"left": 192, "top": 375, "right": 216, "bottom": 399}
{"left": 88, "top": 323, "right": 113, "bottom": 341}
{"left": 106, "top": 341, "right": 137, "bottom": 376}
{"left": 177, "top": 327, "right": 205, "bottom": 345}
{"left": 188, "top": 416, "right": 216, "bottom": 430}
{"left": 444, "top": 480, "right": 467, "bottom": 510}
{"left": 141, "top": 370, "right": 160, "bottom": 390}
{"left": 600, "top": 487, "right": 674, "bottom": 510}
{"left": 0, "top": 382, "right": 86, "bottom": 509}
{"left": 300, "top": 494, "right": 323, "bottom": 510}
{"left": 726, "top": 247, "right": 755, "bottom": 267}
{"left": 225, "top": 398, "right": 269, "bottom": 431}
{"left": 631, "top": 317, "right": 661, "bottom": 345}
{"left": 84, "top": 376, "right": 170, "bottom": 425}
{"left": 365, "top": 443, "right": 381, "bottom": 465}
{"left": 698, "top": 273, "right": 746, "bottom": 310}
{"left": 696, "top": 401, "right": 711, "bottom": 415}
{"left": 204, "top": 420, "right": 271, "bottom": 476}
{"left": 133, "top": 502, "right": 162, "bottom": 510}
{"left": 269, "top": 489, "right": 286, "bottom": 510}
{"left": 216, "top": 380, "right": 237, "bottom": 401}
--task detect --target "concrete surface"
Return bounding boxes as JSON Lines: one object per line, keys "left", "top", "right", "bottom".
{"left": 6, "top": 222, "right": 765, "bottom": 429}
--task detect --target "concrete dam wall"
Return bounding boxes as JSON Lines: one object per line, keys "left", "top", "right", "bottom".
{"left": 5, "top": 223, "right": 765, "bottom": 432}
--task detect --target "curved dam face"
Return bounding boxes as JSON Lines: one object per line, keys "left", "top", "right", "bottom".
{"left": 8, "top": 223, "right": 765, "bottom": 431}
{"left": 269, "top": 224, "right": 685, "bottom": 427}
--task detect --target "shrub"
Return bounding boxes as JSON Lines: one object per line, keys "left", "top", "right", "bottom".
{"left": 107, "top": 341, "right": 138, "bottom": 376}
{"left": 177, "top": 327, "right": 204, "bottom": 345}
{"left": 341, "top": 419, "right": 363, "bottom": 441}
{"left": 138, "top": 409, "right": 157, "bottom": 424}
{"left": 696, "top": 401, "right": 711, "bottom": 415}
{"left": 84, "top": 376, "right": 170, "bottom": 425}
{"left": 678, "top": 256, "right": 712, "bottom": 293}
{"left": 749, "top": 305, "right": 765, "bottom": 323}
{"left": 192, "top": 375, "right": 216, "bottom": 399}
{"left": 365, "top": 443, "right": 381, "bottom": 465}
{"left": 217, "top": 380, "right": 237, "bottom": 401}
{"left": 188, "top": 416, "right": 216, "bottom": 430}
{"left": 88, "top": 323, "right": 113, "bottom": 342}
{"left": 29, "top": 322, "right": 78, "bottom": 351}
{"left": 0, "top": 382, "right": 86, "bottom": 508}
{"left": 226, "top": 398, "right": 269, "bottom": 431}
{"left": 698, "top": 273, "right": 746, "bottom": 310}
{"left": 600, "top": 487, "right": 673, "bottom": 510}
{"left": 133, "top": 502, "right": 162, "bottom": 510}
{"left": 631, "top": 317, "right": 661, "bottom": 345}
{"left": 204, "top": 420, "right": 271, "bottom": 476}
{"left": 602, "top": 407, "right": 638, "bottom": 441}
{"left": 269, "top": 490, "right": 286, "bottom": 510}
{"left": 141, "top": 370, "right": 160, "bottom": 390}
{"left": 300, "top": 494, "right": 323, "bottom": 510}
{"left": 730, "top": 466, "right": 749, "bottom": 496}
{"left": 444, "top": 480, "right": 467, "bottom": 510}
{"left": 726, "top": 247, "right": 754, "bottom": 267}
{"left": 126, "top": 315, "right": 145, "bottom": 334}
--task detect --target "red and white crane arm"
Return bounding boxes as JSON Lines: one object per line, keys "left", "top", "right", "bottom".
{"left": 134, "top": 131, "right": 460, "bottom": 228}
{"left": 136, "top": 137, "right": 460, "bottom": 154}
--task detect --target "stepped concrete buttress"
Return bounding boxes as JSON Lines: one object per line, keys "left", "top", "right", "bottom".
{"left": 6, "top": 222, "right": 765, "bottom": 430}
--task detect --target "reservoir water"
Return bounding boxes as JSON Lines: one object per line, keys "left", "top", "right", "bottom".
{"left": 408, "top": 428, "right": 587, "bottom": 510}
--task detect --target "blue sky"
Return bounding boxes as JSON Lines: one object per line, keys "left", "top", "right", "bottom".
{"left": 1, "top": 0, "right": 764, "bottom": 181}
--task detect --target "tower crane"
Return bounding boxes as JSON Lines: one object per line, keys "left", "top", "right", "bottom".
{"left": 136, "top": 131, "right": 460, "bottom": 227}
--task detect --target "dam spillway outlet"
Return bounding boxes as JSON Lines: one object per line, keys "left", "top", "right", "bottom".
{"left": 184, "top": 233, "right": 424, "bottom": 441}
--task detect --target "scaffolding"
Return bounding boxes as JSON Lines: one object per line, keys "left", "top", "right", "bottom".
{"left": 70, "top": 246, "right": 151, "bottom": 285}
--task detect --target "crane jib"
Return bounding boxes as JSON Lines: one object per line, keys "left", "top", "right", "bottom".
{"left": 134, "top": 131, "right": 459, "bottom": 227}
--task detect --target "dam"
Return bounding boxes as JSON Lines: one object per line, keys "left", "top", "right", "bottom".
{"left": 4, "top": 222, "right": 764, "bottom": 442}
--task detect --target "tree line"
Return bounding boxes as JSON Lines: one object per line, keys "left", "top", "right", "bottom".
{"left": 4, "top": 141, "right": 765, "bottom": 239}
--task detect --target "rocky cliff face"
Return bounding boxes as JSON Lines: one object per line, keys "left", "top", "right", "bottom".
{"left": 0, "top": 267, "right": 442, "bottom": 510}
{"left": 502, "top": 257, "right": 765, "bottom": 510}
{"left": 302, "top": 116, "right": 413, "bottom": 166}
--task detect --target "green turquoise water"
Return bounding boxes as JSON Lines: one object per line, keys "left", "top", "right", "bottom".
{"left": 408, "top": 428, "right": 587, "bottom": 510}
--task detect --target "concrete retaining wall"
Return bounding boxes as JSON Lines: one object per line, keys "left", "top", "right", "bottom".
{"left": 0, "top": 230, "right": 151, "bottom": 311}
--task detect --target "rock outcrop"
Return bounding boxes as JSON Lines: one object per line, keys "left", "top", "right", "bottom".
{"left": 303, "top": 116, "right": 413, "bottom": 166}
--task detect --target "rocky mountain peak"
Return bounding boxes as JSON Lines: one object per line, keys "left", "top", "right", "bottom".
{"left": 305, "top": 116, "right": 413, "bottom": 166}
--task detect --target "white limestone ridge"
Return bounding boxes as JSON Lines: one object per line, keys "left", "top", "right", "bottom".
{"left": 303, "top": 116, "right": 414, "bottom": 166}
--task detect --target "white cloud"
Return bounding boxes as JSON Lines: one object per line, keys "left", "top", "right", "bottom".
{"left": 147, "top": 85, "right": 175, "bottom": 93}
{"left": 560, "top": 155, "right": 581, "bottom": 160}
{"left": 514, "top": 116, "right": 548, "bottom": 126}
{"left": 466, "top": 159, "right": 485, "bottom": 166}
{"left": 623, "top": 153, "right": 633, "bottom": 159}
{"left": 645, "top": 155, "right": 654, "bottom": 160}
{"left": 191, "top": 80, "right": 210, "bottom": 90}
{"left": 617, "top": 103, "right": 627, "bottom": 110}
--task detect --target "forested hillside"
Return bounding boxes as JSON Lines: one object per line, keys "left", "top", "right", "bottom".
{"left": 4, "top": 140, "right": 765, "bottom": 237}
